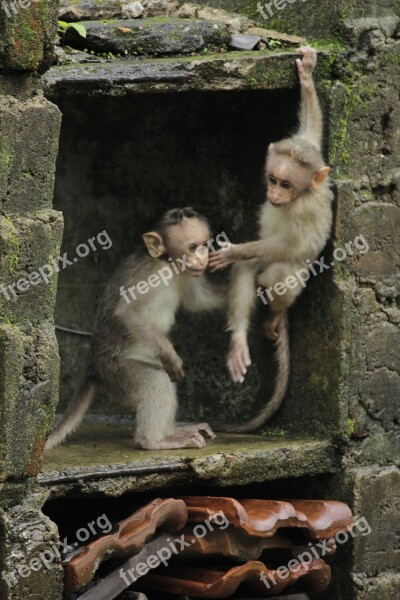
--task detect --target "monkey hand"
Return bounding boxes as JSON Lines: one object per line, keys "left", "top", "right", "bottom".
{"left": 208, "top": 244, "right": 240, "bottom": 272}
{"left": 161, "top": 352, "right": 185, "bottom": 382}
{"left": 227, "top": 336, "right": 251, "bottom": 384}
{"left": 296, "top": 46, "right": 317, "bottom": 85}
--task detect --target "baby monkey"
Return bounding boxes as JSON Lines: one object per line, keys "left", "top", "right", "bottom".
{"left": 209, "top": 47, "right": 333, "bottom": 432}
{"left": 46, "top": 208, "right": 226, "bottom": 450}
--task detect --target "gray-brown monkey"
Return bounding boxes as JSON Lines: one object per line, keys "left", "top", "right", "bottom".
{"left": 45, "top": 208, "right": 227, "bottom": 450}
{"left": 209, "top": 47, "right": 333, "bottom": 432}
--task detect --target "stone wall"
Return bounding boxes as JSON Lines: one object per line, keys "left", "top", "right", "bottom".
{"left": 0, "top": 0, "right": 399, "bottom": 599}
{"left": 0, "top": 84, "right": 62, "bottom": 480}
{"left": 0, "top": 4, "right": 63, "bottom": 597}
{"left": 328, "top": 15, "right": 400, "bottom": 598}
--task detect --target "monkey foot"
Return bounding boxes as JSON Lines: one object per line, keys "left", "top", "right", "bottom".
{"left": 176, "top": 423, "right": 216, "bottom": 439}
{"left": 263, "top": 312, "right": 285, "bottom": 341}
{"left": 137, "top": 431, "right": 208, "bottom": 450}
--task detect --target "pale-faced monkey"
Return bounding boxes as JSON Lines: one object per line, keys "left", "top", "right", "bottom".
{"left": 209, "top": 47, "right": 333, "bottom": 432}
{"left": 45, "top": 208, "right": 227, "bottom": 450}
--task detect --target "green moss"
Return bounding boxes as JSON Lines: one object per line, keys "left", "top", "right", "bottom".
{"left": 40, "top": 0, "right": 47, "bottom": 19}
{"left": 311, "top": 39, "right": 344, "bottom": 51}
{"left": 20, "top": 23, "right": 37, "bottom": 44}
{"left": 347, "top": 418, "right": 355, "bottom": 437}
{"left": 1, "top": 318, "right": 17, "bottom": 329}
{"left": 4, "top": 215, "right": 20, "bottom": 274}
{"left": 0, "top": 144, "right": 11, "bottom": 200}
{"left": 329, "top": 81, "right": 362, "bottom": 169}
{"left": 329, "top": 68, "right": 379, "bottom": 173}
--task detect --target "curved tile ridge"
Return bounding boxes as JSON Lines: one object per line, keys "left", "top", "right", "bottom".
{"left": 178, "top": 527, "right": 337, "bottom": 561}
{"left": 63, "top": 498, "right": 188, "bottom": 592}
{"left": 180, "top": 497, "right": 353, "bottom": 538}
{"left": 140, "top": 558, "right": 331, "bottom": 597}
{"left": 289, "top": 500, "right": 354, "bottom": 538}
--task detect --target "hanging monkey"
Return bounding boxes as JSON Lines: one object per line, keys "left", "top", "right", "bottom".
{"left": 209, "top": 47, "right": 333, "bottom": 433}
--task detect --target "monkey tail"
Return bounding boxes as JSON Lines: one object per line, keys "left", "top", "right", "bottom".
{"left": 222, "top": 314, "right": 289, "bottom": 433}
{"left": 44, "top": 378, "right": 96, "bottom": 449}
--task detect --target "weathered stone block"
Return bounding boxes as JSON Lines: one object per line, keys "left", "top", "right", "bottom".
{"left": 0, "top": 75, "right": 42, "bottom": 100}
{"left": 0, "top": 95, "right": 61, "bottom": 214}
{"left": 59, "top": 0, "right": 124, "bottom": 21}
{"left": 59, "top": 0, "right": 180, "bottom": 21}
{"left": 351, "top": 321, "right": 400, "bottom": 434}
{"left": 196, "top": 0, "right": 400, "bottom": 31}
{"left": 361, "top": 431, "right": 400, "bottom": 465}
{"left": 343, "top": 16, "right": 400, "bottom": 48}
{"left": 352, "top": 467, "right": 400, "bottom": 575}
{"left": 361, "top": 370, "right": 400, "bottom": 430}
{"left": 365, "top": 322, "right": 400, "bottom": 373}
{"left": 347, "top": 203, "right": 400, "bottom": 298}
{"left": 0, "top": 1, "right": 57, "bottom": 72}
{"left": 330, "top": 43, "right": 400, "bottom": 183}
{"left": 64, "top": 18, "right": 231, "bottom": 56}
{"left": 0, "top": 501, "right": 63, "bottom": 599}
{"left": 353, "top": 573, "right": 400, "bottom": 600}
{"left": 0, "top": 211, "right": 64, "bottom": 323}
{"left": 0, "top": 320, "right": 60, "bottom": 480}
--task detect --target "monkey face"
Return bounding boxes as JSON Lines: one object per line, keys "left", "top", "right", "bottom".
{"left": 266, "top": 155, "right": 313, "bottom": 206}
{"left": 164, "top": 218, "right": 211, "bottom": 277}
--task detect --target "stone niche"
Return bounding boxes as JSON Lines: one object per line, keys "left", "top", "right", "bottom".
{"left": 48, "top": 82, "right": 344, "bottom": 439}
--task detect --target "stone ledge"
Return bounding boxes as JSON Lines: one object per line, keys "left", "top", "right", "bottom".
{"left": 43, "top": 49, "right": 334, "bottom": 97}
{"left": 40, "top": 421, "right": 338, "bottom": 493}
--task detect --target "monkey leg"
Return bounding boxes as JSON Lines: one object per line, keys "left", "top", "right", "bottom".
{"left": 227, "top": 261, "right": 257, "bottom": 383}
{"left": 257, "top": 263, "right": 304, "bottom": 341}
{"left": 129, "top": 364, "right": 209, "bottom": 450}
{"left": 263, "top": 311, "right": 286, "bottom": 341}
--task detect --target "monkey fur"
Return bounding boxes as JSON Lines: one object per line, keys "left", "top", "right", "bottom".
{"left": 209, "top": 47, "right": 333, "bottom": 433}
{"left": 45, "top": 209, "right": 225, "bottom": 450}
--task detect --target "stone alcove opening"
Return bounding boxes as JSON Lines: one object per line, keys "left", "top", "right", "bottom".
{"left": 41, "top": 472, "right": 346, "bottom": 599}
{"left": 43, "top": 81, "right": 343, "bottom": 460}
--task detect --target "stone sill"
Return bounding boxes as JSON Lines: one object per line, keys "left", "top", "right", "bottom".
{"left": 43, "top": 48, "right": 333, "bottom": 97}
{"left": 39, "top": 421, "right": 338, "bottom": 494}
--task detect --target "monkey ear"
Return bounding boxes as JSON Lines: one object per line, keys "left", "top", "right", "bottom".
{"left": 310, "top": 166, "right": 331, "bottom": 189}
{"left": 142, "top": 232, "right": 166, "bottom": 258}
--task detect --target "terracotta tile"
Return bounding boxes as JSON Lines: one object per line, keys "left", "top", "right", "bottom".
{"left": 180, "top": 497, "right": 353, "bottom": 538}
{"left": 177, "top": 526, "right": 336, "bottom": 561}
{"left": 63, "top": 498, "right": 188, "bottom": 592}
{"left": 139, "top": 559, "right": 331, "bottom": 597}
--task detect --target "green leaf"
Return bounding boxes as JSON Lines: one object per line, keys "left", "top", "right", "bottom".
{"left": 70, "top": 23, "right": 87, "bottom": 38}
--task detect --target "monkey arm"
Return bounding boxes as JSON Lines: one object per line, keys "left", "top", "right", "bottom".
{"left": 209, "top": 240, "right": 285, "bottom": 271}
{"left": 181, "top": 278, "right": 226, "bottom": 313}
{"left": 120, "top": 312, "right": 185, "bottom": 381}
{"left": 296, "top": 47, "right": 323, "bottom": 150}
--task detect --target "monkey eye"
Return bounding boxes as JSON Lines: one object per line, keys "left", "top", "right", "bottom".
{"left": 268, "top": 176, "right": 277, "bottom": 185}
{"left": 280, "top": 181, "right": 292, "bottom": 190}
{"left": 188, "top": 244, "right": 198, "bottom": 253}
